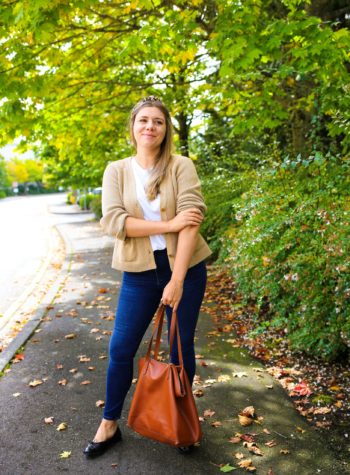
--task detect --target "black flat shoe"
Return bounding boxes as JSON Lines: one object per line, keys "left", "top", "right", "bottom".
{"left": 177, "top": 444, "right": 194, "bottom": 455}
{"left": 83, "top": 426, "right": 122, "bottom": 458}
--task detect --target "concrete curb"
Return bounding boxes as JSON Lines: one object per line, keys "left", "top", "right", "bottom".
{"left": 48, "top": 204, "right": 93, "bottom": 215}
{"left": 0, "top": 224, "right": 74, "bottom": 373}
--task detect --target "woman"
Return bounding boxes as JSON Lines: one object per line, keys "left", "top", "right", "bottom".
{"left": 83, "top": 96, "right": 212, "bottom": 458}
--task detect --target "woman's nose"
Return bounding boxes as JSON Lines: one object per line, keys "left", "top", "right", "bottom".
{"left": 146, "top": 121, "right": 154, "bottom": 129}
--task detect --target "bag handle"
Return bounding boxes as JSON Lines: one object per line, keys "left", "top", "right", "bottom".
{"left": 145, "top": 303, "right": 184, "bottom": 367}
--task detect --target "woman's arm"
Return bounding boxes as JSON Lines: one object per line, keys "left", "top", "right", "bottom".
{"left": 161, "top": 224, "right": 200, "bottom": 311}
{"left": 125, "top": 209, "right": 203, "bottom": 237}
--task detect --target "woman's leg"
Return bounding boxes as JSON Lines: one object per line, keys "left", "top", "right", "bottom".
{"left": 165, "top": 260, "right": 207, "bottom": 385}
{"left": 103, "top": 270, "right": 162, "bottom": 421}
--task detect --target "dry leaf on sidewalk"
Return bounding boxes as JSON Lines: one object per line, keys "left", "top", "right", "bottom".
{"left": 59, "top": 451, "right": 71, "bottom": 459}
{"left": 57, "top": 422, "right": 67, "bottom": 431}
{"left": 29, "top": 379, "right": 43, "bottom": 387}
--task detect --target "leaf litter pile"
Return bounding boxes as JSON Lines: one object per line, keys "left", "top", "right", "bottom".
{"left": 202, "top": 265, "right": 350, "bottom": 450}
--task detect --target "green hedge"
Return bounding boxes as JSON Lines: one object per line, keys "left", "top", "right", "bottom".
{"left": 78, "top": 193, "right": 94, "bottom": 210}
{"left": 90, "top": 195, "right": 102, "bottom": 219}
{"left": 222, "top": 153, "right": 350, "bottom": 361}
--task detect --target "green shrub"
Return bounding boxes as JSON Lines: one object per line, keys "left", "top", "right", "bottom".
{"left": 223, "top": 153, "right": 350, "bottom": 361}
{"left": 79, "top": 193, "right": 94, "bottom": 210}
{"left": 0, "top": 190, "right": 6, "bottom": 199}
{"left": 200, "top": 168, "right": 253, "bottom": 260}
{"left": 90, "top": 195, "right": 102, "bottom": 219}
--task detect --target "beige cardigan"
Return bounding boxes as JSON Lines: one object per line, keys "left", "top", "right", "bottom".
{"left": 100, "top": 154, "right": 212, "bottom": 272}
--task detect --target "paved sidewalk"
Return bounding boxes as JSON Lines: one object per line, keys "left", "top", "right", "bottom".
{"left": 0, "top": 215, "right": 348, "bottom": 474}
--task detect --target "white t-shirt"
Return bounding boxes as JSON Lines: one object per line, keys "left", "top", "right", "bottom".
{"left": 131, "top": 157, "right": 166, "bottom": 251}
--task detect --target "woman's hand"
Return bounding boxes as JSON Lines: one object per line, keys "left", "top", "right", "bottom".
{"left": 161, "top": 279, "right": 184, "bottom": 311}
{"left": 167, "top": 208, "right": 203, "bottom": 233}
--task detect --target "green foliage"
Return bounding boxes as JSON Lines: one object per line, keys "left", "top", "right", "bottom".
{"left": 78, "top": 193, "right": 94, "bottom": 210}
{"left": 66, "top": 191, "right": 76, "bottom": 205}
{"left": 199, "top": 167, "right": 253, "bottom": 259}
{"left": 223, "top": 153, "right": 350, "bottom": 361}
{"left": 0, "top": 155, "right": 11, "bottom": 191}
{"left": 90, "top": 195, "right": 102, "bottom": 220}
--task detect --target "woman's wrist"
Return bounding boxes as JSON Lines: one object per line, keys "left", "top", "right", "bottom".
{"left": 170, "top": 276, "right": 184, "bottom": 286}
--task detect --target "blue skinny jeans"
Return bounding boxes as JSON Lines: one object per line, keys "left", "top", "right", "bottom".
{"left": 103, "top": 249, "right": 207, "bottom": 420}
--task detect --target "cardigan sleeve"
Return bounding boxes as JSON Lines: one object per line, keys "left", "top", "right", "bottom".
{"left": 175, "top": 156, "right": 207, "bottom": 215}
{"left": 99, "top": 163, "right": 130, "bottom": 240}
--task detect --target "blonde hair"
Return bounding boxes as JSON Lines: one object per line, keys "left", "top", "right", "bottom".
{"left": 129, "top": 96, "right": 174, "bottom": 201}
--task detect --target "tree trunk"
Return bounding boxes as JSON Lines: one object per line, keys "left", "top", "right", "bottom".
{"left": 176, "top": 111, "right": 190, "bottom": 157}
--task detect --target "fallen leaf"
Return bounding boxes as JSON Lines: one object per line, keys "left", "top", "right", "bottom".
{"left": 229, "top": 436, "right": 241, "bottom": 444}
{"left": 238, "top": 459, "right": 256, "bottom": 471}
{"left": 239, "top": 415, "right": 254, "bottom": 426}
{"left": 193, "top": 389, "right": 204, "bottom": 397}
{"left": 235, "top": 453, "right": 245, "bottom": 460}
{"left": 280, "top": 449, "right": 290, "bottom": 455}
{"left": 45, "top": 417, "right": 54, "bottom": 424}
{"left": 329, "top": 385, "right": 342, "bottom": 391}
{"left": 240, "top": 434, "right": 257, "bottom": 443}
{"left": 195, "top": 354, "right": 204, "bottom": 359}
{"left": 290, "top": 381, "right": 312, "bottom": 396}
{"left": 220, "top": 464, "right": 237, "bottom": 472}
{"left": 241, "top": 406, "right": 255, "bottom": 418}
{"left": 29, "top": 379, "right": 43, "bottom": 387}
{"left": 80, "top": 380, "right": 91, "bottom": 385}
{"left": 313, "top": 407, "right": 331, "bottom": 415}
{"left": 57, "top": 422, "right": 68, "bottom": 431}
{"left": 69, "top": 368, "right": 78, "bottom": 374}
{"left": 111, "top": 463, "right": 118, "bottom": 468}
{"left": 58, "top": 379, "right": 68, "bottom": 386}
{"left": 64, "top": 333, "right": 76, "bottom": 340}
{"left": 13, "top": 392, "right": 21, "bottom": 397}
{"left": 88, "top": 366, "right": 96, "bottom": 371}
{"left": 265, "top": 440, "right": 277, "bottom": 447}
{"left": 96, "top": 400, "right": 105, "bottom": 408}
{"left": 14, "top": 353, "right": 24, "bottom": 361}
{"left": 232, "top": 372, "right": 248, "bottom": 378}
{"left": 56, "top": 364, "right": 64, "bottom": 370}
{"left": 243, "top": 442, "right": 263, "bottom": 456}
{"left": 79, "top": 356, "right": 91, "bottom": 362}
{"left": 59, "top": 451, "right": 71, "bottom": 458}
{"left": 211, "top": 421, "right": 222, "bottom": 427}
{"left": 218, "top": 375, "right": 231, "bottom": 382}
{"left": 203, "top": 409, "right": 215, "bottom": 418}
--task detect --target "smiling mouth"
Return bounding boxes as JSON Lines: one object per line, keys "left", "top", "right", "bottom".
{"left": 142, "top": 134, "right": 156, "bottom": 137}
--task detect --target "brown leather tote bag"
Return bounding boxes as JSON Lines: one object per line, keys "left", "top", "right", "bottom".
{"left": 127, "top": 304, "right": 202, "bottom": 447}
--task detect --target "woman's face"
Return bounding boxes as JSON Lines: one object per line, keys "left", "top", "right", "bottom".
{"left": 133, "top": 106, "right": 167, "bottom": 151}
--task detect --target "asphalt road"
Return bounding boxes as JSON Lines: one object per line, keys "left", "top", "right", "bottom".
{"left": 0, "top": 193, "right": 92, "bottom": 345}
